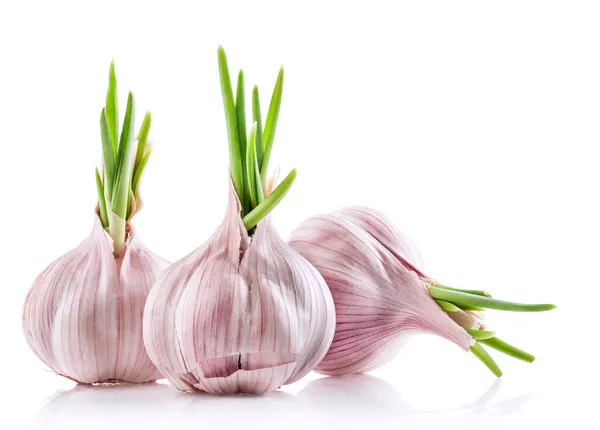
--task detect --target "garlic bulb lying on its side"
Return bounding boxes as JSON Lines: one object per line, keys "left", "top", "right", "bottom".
{"left": 143, "top": 185, "right": 335, "bottom": 394}
{"left": 22, "top": 63, "right": 167, "bottom": 384}
{"left": 24, "top": 221, "right": 167, "bottom": 383}
{"left": 289, "top": 207, "right": 555, "bottom": 377}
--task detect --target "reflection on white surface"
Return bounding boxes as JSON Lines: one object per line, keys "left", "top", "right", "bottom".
{"left": 31, "top": 375, "right": 529, "bottom": 430}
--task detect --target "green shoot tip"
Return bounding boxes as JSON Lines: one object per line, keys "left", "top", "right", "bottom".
{"left": 480, "top": 337, "right": 536, "bottom": 363}
{"left": 471, "top": 342, "right": 503, "bottom": 378}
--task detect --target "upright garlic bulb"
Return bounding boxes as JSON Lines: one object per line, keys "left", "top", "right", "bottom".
{"left": 289, "top": 207, "right": 555, "bottom": 377}
{"left": 144, "top": 186, "right": 335, "bottom": 394}
{"left": 143, "top": 47, "right": 335, "bottom": 395}
{"left": 22, "top": 63, "right": 167, "bottom": 383}
{"left": 23, "top": 221, "right": 167, "bottom": 383}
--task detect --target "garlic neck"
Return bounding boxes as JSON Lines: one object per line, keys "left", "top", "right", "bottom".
{"left": 108, "top": 211, "right": 127, "bottom": 257}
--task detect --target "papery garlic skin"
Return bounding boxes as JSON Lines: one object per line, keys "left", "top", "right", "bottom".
{"left": 23, "top": 217, "right": 168, "bottom": 384}
{"left": 288, "top": 207, "right": 473, "bottom": 376}
{"left": 143, "top": 186, "right": 335, "bottom": 395}
{"left": 333, "top": 207, "right": 426, "bottom": 276}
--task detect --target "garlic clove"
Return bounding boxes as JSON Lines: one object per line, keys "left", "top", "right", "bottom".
{"left": 244, "top": 216, "right": 336, "bottom": 385}
{"left": 144, "top": 184, "right": 249, "bottom": 392}
{"left": 24, "top": 220, "right": 118, "bottom": 382}
{"left": 23, "top": 216, "right": 167, "bottom": 384}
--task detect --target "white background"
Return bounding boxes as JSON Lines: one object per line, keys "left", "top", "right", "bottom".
{"left": 0, "top": 1, "right": 597, "bottom": 428}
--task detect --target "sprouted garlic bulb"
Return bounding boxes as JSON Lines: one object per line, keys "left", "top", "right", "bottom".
{"left": 22, "top": 63, "right": 168, "bottom": 384}
{"left": 289, "top": 206, "right": 555, "bottom": 377}
{"left": 143, "top": 47, "right": 335, "bottom": 395}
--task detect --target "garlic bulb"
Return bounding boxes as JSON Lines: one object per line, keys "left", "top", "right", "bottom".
{"left": 289, "top": 206, "right": 555, "bottom": 377}
{"left": 289, "top": 208, "right": 471, "bottom": 375}
{"left": 141, "top": 47, "right": 335, "bottom": 395}
{"left": 23, "top": 218, "right": 168, "bottom": 383}
{"left": 23, "top": 62, "right": 168, "bottom": 383}
{"left": 143, "top": 186, "right": 335, "bottom": 394}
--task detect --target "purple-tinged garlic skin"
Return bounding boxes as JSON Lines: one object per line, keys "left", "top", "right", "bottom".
{"left": 288, "top": 207, "right": 473, "bottom": 376}
{"left": 143, "top": 185, "right": 335, "bottom": 395}
{"left": 23, "top": 218, "right": 168, "bottom": 384}
{"left": 333, "top": 207, "right": 426, "bottom": 276}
